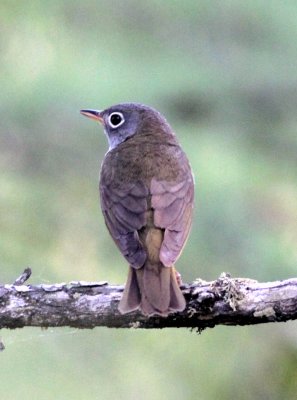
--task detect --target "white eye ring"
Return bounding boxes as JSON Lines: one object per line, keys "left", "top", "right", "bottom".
{"left": 108, "top": 112, "right": 125, "bottom": 129}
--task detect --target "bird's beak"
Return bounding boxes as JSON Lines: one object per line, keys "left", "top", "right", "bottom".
{"left": 80, "top": 109, "right": 103, "bottom": 123}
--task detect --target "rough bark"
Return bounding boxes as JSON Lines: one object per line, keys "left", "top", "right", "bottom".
{"left": 1, "top": 270, "right": 297, "bottom": 332}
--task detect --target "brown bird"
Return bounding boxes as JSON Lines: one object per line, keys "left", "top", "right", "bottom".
{"left": 80, "top": 103, "right": 194, "bottom": 316}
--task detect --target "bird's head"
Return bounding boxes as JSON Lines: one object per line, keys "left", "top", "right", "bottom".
{"left": 80, "top": 102, "right": 173, "bottom": 150}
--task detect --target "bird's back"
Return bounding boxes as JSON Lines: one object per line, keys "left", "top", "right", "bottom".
{"left": 100, "top": 130, "right": 190, "bottom": 187}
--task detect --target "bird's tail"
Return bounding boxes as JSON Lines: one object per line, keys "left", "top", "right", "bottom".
{"left": 118, "top": 263, "right": 186, "bottom": 316}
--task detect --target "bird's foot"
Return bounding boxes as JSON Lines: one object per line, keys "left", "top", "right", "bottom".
{"left": 175, "top": 269, "right": 183, "bottom": 286}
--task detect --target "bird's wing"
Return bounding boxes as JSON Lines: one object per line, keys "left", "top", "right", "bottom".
{"left": 100, "top": 181, "right": 148, "bottom": 268}
{"left": 151, "top": 173, "right": 194, "bottom": 266}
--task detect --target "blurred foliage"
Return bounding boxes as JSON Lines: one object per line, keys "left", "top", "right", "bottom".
{"left": 1, "top": 1, "right": 297, "bottom": 399}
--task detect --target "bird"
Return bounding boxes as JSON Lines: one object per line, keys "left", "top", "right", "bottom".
{"left": 80, "top": 103, "right": 194, "bottom": 316}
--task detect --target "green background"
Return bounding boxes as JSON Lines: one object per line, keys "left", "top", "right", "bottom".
{"left": 1, "top": 1, "right": 297, "bottom": 399}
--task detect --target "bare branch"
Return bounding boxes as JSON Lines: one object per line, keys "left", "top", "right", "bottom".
{"left": 1, "top": 271, "right": 297, "bottom": 332}
{"left": 13, "top": 267, "right": 32, "bottom": 286}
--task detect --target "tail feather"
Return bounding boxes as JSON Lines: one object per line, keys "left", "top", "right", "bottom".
{"left": 143, "top": 264, "right": 171, "bottom": 313}
{"left": 118, "top": 263, "right": 186, "bottom": 316}
{"left": 118, "top": 267, "right": 141, "bottom": 314}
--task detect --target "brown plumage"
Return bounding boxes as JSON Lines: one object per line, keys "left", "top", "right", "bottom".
{"left": 80, "top": 103, "right": 194, "bottom": 316}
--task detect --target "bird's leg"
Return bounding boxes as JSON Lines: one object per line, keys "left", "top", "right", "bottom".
{"left": 173, "top": 267, "right": 183, "bottom": 286}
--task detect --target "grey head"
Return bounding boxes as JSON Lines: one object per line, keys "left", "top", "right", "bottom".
{"left": 80, "top": 102, "right": 173, "bottom": 150}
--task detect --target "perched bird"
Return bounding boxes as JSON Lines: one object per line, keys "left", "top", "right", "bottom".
{"left": 80, "top": 103, "right": 194, "bottom": 316}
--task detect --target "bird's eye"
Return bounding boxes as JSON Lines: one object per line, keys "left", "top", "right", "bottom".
{"left": 108, "top": 112, "right": 125, "bottom": 128}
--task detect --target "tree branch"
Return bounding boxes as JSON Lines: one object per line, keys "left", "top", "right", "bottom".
{"left": 1, "top": 270, "right": 297, "bottom": 332}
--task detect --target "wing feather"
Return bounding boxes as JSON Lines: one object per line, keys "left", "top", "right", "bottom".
{"left": 151, "top": 174, "right": 194, "bottom": 267}
{"left": 100, "top": 180, "right": 148, "bottom": 268}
